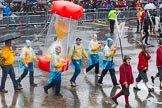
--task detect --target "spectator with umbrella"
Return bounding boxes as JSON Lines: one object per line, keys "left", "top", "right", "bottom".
{"left": 0, "top": 33, "right": 23, "bottom": 93}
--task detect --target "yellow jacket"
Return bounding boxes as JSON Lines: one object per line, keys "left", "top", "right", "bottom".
{"left": 51, "top": 54, "right": 64, "bottom": 72}
{"left": 103, "top": 45, "right": 116, "bottom": 61}
{"left": 89, "top": 40, "right": 100, "bottom": 54}
{"left": 1, "top": 46, "right": 16, "bottom": 65}
{"left": 108, "top": 9, "right": 116, "bottom": 20}
{"left": 21, "top": 47, "right": 37, "bottom": 65}
{"left": 68, "top": 45, "right": 88, "bottom": 62}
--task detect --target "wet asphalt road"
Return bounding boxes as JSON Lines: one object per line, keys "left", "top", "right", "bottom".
{"left": 0, "top": 21, "right": 162, "bottom": 108}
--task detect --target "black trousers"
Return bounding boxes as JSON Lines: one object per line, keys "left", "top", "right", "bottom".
{"left": 109, "top": 20, "right": 115, "bottom": 33}
{"left": 98, "top": 69, "right": 118, "bottom": 86}
{"left": 142, "top": 29, "right": 149, "bottom": 44}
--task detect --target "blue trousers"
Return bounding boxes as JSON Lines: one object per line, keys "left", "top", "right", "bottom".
{"left": 0, "top": 65, "right": 19, "bottom": 90}
{"left": 70, "top": 60, "right": 81, "bottom": 82}
{"left": 17, "top": 62, "right": 34, "bottom": 84}
{"left": 86, "top": 54, "right": 99, "bottom": 74}
{"left": 44, "top": 80, "right": 61, "bottom": 94}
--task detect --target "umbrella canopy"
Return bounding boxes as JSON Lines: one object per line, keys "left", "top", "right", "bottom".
{"left": 0, "top": 33, "right": 22, "bottom": 42}
{"left": 160, "top": 4, "right": 162, "bottom": 9}
{"left": 144, "top": 3, "right": 156, "bottom": 10}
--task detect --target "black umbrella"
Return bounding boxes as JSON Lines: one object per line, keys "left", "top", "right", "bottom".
{"left": 0, "top": 33, "right": 22, "bottom": 42}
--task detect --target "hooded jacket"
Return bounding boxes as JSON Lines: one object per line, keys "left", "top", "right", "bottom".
{"left": 102, "top": 38, "right": 116, "bottom": 69}
{"left": 103, "top": 38, "right": 116, "bottom": 61}
{"left": 137, "top": 51, "right": 151, "bottom": 70}
{"left": 156, "top": 46, "right": 162, "bottom": 67}
{"left": 119, "top": 63, "right": 134, "bottom": 85}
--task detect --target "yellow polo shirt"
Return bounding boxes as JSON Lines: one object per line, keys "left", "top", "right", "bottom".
{"left": 89, "top": 40, "right": 100, "bottom": 54}
{"left": 68, "top": 45, "right": 88, "bottom": 62}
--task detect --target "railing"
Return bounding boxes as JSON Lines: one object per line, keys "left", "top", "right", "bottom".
{"left": 0, "top": 9, "right": 160, "bottom": 27}
{"left": 0, "top": 11, "right": 50, "bottom": 27}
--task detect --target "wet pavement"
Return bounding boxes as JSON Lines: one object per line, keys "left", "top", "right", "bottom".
{"left": 0, "top": 21, "right": 162, "bottom": 108}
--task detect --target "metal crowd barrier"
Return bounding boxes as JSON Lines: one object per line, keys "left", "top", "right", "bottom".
{"left": 0, "top": 9, "right": 160, "bottom": 27}
{"left": 0, "top": 12, "right": 50, "bottom": 27}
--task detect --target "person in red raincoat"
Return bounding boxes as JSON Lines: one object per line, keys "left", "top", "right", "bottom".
{"left": 153, "top": 38, "right": 162, "bottom": 89}
{"left": 151, "top": 39, "right": 162, "bottom": 85}
{"left": 112, "top": 55, "right": 134, "bottom": 108}
{"left": 134, "top": 45, "right": 154, "bottom": 92}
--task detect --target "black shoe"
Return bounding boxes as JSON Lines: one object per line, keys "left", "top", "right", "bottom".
{"left": 30, "top": 83, "right": 37, "bottom": 87}
{"left": 145, "top": 43, "right": 150, "bottom": 45}
{"left": 112, "top": 97, "right": 118, "bottom": 105}
{"left": 0, "top": 89, "right": 8, "bottom": 93}
{"left": 17, "top": 80, "right": 22, "bottom": 87}
{"left": 55, "top": 93, "right": 63, "bottom": 97}
{"left": 114, "top": 83, "right": 120, "bottom": 86}
{"left": 151, "top": 76, "right": 154, "bottom": 84}
{"left": 114, "top": 83, "right": 120, "bottom": 88}
{"left": 133, "top": 87, "right": 141, "bottom": 90}
{"left": 148, "top": 88, "right": 154, "bottom": 92}
{"left": 15, "top": 87, "right": 23, "bottom": 91}
{"left": 98, "top": 82, "right": 103, "bottom": 85}
{"left": 43, "top": 88, "right": 48, "bottom": 94}
{"left": 19, "top": 83, "right": 22, "bottom": 87}
{"left": 17, "top": 82, "right": 22, "bottom": 87}
{"left": 125, "top": 104, "right": 132, "bottom": 108}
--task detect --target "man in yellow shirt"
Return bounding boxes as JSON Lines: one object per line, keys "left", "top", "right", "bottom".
{"left": 44, "top": 46, "right": 66, "bottom": 96}
{"left": 98, "top": 38, "right": 119, "bottom": 86}
{"left": 0, "top": 40, "right": 23, "bottom": 93}
{"left": 83, "top": 34, "right": 101, "bottom": 76}
{"left": 68, "top": 38, "right": 88, "bottom": 86}
{"left": 17, "top": 40, "right": 38, "bottom": 87}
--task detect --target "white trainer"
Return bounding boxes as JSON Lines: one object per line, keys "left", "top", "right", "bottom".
{"left": 96, "top": 74, "right": 101, "bottom": 77}
{"left": 83, "top": 69, "right": 87, "bottom": 75}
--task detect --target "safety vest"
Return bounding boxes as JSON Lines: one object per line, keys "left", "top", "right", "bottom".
{"left": 108, "top": 10, "right": 116, "bottom": 20}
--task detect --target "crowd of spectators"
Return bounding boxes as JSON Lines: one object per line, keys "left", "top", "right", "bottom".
{"left": 74, "top": 0, "right": 162, "bottom": 11}
{"left": 0, "top": 0, "right": 49, "bottom": 16}
{"left": 0, "top": 0, "right": 161, "bottom": 16}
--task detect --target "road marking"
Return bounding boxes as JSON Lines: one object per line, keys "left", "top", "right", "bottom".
{"left": 146, "top": 98, "right": 162, "bottom": 104}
